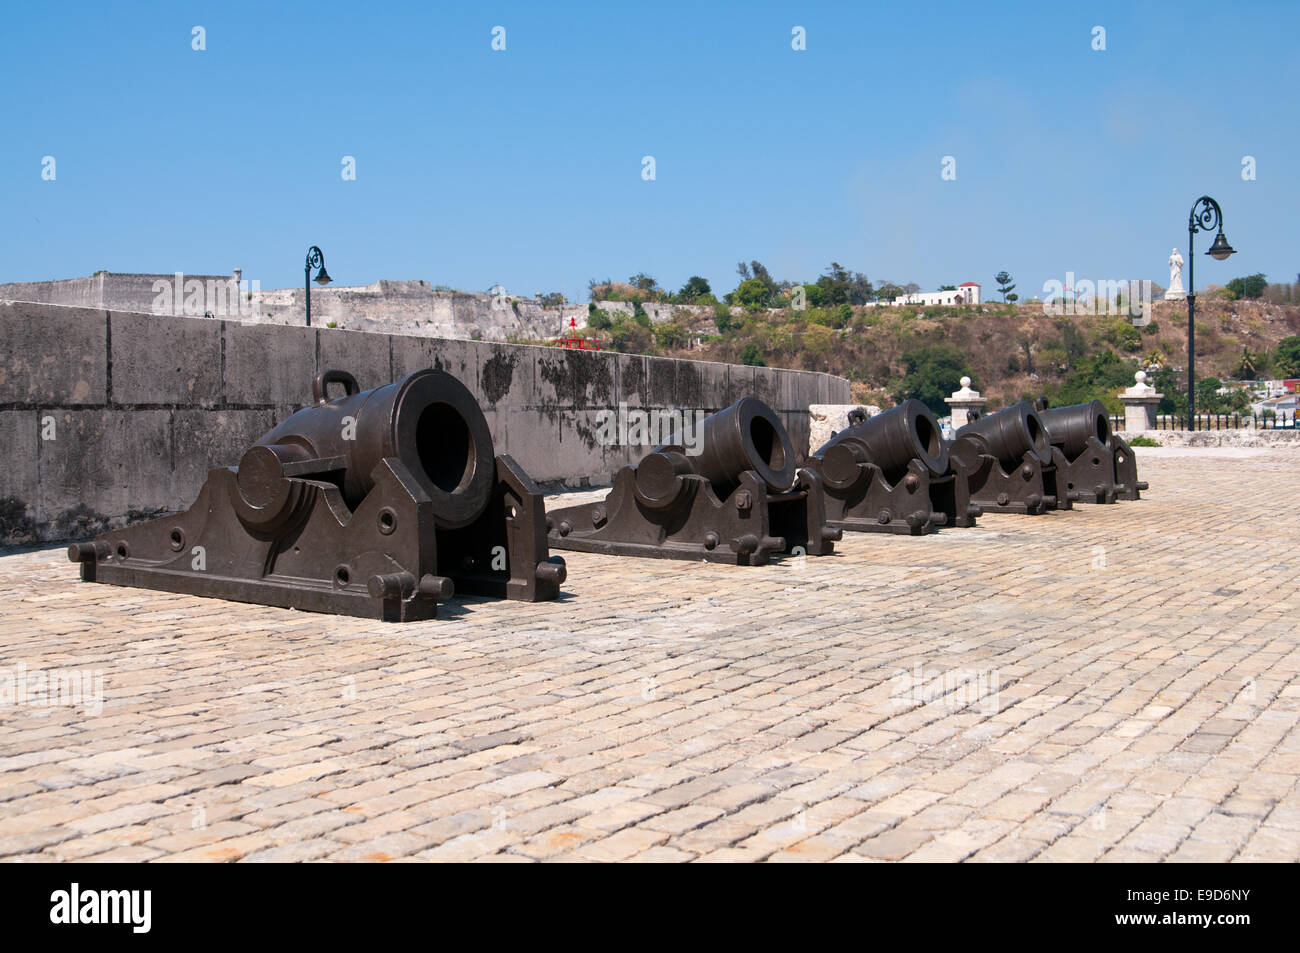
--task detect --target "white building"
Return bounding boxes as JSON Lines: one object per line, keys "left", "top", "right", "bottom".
{"left": 891, "top": 282, "right": 981, "bottom": 306}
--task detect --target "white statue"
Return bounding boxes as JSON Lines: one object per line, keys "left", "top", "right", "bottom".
{"left": 1164, "top": 247, "right": 1186, "bottom": 300}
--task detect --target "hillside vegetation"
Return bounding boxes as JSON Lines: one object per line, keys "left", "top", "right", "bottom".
{"left": 577, "top": 297, "right": 1300, "bottom": 416}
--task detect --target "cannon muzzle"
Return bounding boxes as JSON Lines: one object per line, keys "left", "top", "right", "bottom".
{"left": 813, "top": 399, "right": 948, "bottom": 483}
{"left": 660, "top": 396, "right": 796, "bottom": 494}
{"left": 249, "top": 369, "right": 495, "bottom": 530}
{"left": 953, "top": 400, "right": 1053, "bottom": 469}
{"left": 1038, "top": 400, "right": 1112, "bottom": 460}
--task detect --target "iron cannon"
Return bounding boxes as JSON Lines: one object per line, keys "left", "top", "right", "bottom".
{"left": 70, "top": 368, "right": 565, "bottom": 621}
{"left": 1034, "top": 397, "right": 1148, "bottom": 502}
{"left": 947, "top": 401, "right": 1072, "bottom": 515}
{"left": 803, "top": 400, "right": 981, "bottom": 535}
{"left": 546, "top": 397, "right": 840, "bottom": 564}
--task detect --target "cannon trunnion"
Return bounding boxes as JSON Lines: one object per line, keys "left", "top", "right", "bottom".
{"left": 803, "top": 401, "right": 981, "bottom": 535}
{"left": 70, "top": 368, "right": 565, "bottom": 621}
{"left": 546, "top": 397, "right": 841, "bottom": 565}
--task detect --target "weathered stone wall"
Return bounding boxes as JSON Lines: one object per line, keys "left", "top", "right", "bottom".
{"left": 0, "top": 273, "right": 719, "bottom": 343}
{"left": 0, "top": 301, "right": 848, "bottom": 545}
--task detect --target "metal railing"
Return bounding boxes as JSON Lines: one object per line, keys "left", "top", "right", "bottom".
{"left": 1111, "top": 411, "right": 1299, "bottom": 431}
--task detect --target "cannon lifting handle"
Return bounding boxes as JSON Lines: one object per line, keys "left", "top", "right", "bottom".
{"left": 313, "top": 369, "right": 361, "bottom": 404}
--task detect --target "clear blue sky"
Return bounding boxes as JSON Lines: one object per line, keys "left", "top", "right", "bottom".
{"left": 3, "top": 0, "right": 1296, "bottom": 301}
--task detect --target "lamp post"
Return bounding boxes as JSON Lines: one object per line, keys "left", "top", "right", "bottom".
{"left": 1185, "top": 197, "right": 1235, "bottom": 430}
{"left": 304, "top": 245, "right": 332, "bottom": 327}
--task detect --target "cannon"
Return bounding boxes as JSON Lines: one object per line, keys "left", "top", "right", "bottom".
{"left": 546, "top": 397, "right": 841, "bottom": 564}
{"left": 69, "top": 368, "right": 565, "bottom": 621}
{"left": 802, "top": 401, "right": 981, "bottom": 535}
{"left": 947, "top": 401, "right": 1072, "bottom": 515}
{"left": 1033, "top": 398, "right": 1148, "bottom": 502}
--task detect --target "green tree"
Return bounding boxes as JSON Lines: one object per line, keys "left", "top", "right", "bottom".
{"left": 1273, "top": 335, "right": 1300, "bottom": 377}
{"left": 894, "top": 344, "right": 972, "bottom": 417}
{"left": 628, "top": 273, "right": 660, "bottom": 294}
{"left": 733, "top": 278, "right": 771, "bottom": 311}
{"left": 1224, "top": 273, "right": 1267, "bottom": 300}
{"left": 537, "top": 291, "right": 566, "bottom": 307}
{"left": 1104, "top": 318, "right": 1142, "bottom": 352}
{"left": 677, "top": 276, "right": 711, "bottom": 302}
{"left": 1196, "top": 377, "right": 1226, "bottom": 413}
{"left": 740, "top": 343, "right": 767, "bottom": 367}
{"left": 652, "top": 322, "right": 686, "bottom": 349}
{"left": 714, "top": 302, "right": 741, "bottom": 333}
{"left": 995, "top": 271, "right": 1016, "bottom": 302}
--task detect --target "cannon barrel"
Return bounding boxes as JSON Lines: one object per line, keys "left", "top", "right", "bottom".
{"left": 244, "top": 368, "right": 495, "bottom": 530}
{"left": 953, "top": 400, "right": 1052, "bottom": 469}
{"left": 812, "top": 399, "right": 949, "bottom": 482}
{"left": 656, "top": 396, "right": 796, "bottom": 495}
{"left": 1037, "top": 400, "right": 1112, "bottom": 460}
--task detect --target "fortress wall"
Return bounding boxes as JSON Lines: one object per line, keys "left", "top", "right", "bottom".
{"left": 0, "top": 301, "right": 847, "bottom": 545}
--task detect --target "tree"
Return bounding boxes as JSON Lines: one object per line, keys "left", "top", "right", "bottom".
{"left": 938, "top": 284, "right": 957, "bottom": 291}
{"left": 894, "top": 344, "right": 972, "bottom": 417}
{"left": 1275, "top": 336, "right": 1300, "bottom": 377}
{"left": 713, "top": 301, "right": 741, "bottom": 334}
{"left": 1224, "top": 273, "right": 1267, "bottom": 300}
{"left": 814, "top": 261, "right": 873, "bottom": 306}
{"left": 736, "top": 261, "right": 777, "bottom": 298}
{"left": 995, "top": 271, "right": 1016, "bottom": 302}
{"left": 733, "top": 278, "right": 771, "bottom": 311}
{"left": 740, "top": 343, "right": 767, "bottom": 367}
{"left": 537, "top": 291, "right": 566, "bottom": 307}
{"left": 677, "top": 276, "right": 711, "bottom": 302}
{"left": 652, "top": 322, "right": 687, "bottom": 349}
{"left": 875, "top": 282, "right": 903, "bottom": 302}
{"left": 1195, "top": 377, "right": 1226, "bottom": 413}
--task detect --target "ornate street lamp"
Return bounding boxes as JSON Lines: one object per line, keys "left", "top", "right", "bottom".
{"left": 1185, "top": 197, "right": 1235, "bottom": 430}
{"left": 304, "top": 245, "right": 332, "bottom": 327}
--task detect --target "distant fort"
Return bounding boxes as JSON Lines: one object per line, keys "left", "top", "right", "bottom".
{"left": 0, "top": 271, "right": 713, "bottom": 342}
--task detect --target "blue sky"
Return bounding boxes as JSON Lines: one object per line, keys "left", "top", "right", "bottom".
{"left": 3, "top": 0, "right": 1296, "bottom": 301}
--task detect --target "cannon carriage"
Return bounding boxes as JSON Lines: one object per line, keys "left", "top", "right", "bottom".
{"left": 802, "top": 400, "right": 981, "bottom": 535}
{"left": 70, "top": 368, "right": 565, "bottom": 621}
{"left": 546, "top": 397, "right": 840, "bottom": 564}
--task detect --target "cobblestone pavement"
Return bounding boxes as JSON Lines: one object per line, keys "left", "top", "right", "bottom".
{"left": 1, "top": 448, "right": 1298, "bottom": 862}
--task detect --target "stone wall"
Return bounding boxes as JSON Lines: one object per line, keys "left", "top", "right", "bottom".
{"left": 0, "top": 273, "right": 721, "bottom": 343}
{"left": 0, "top": 301, "right": 848, "bottom": 545}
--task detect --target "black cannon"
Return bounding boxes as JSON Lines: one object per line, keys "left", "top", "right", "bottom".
{"left": 803, "top": 401, "right": 981, "bottom": 535}
{"left": 546, "top": 397, "right": 841, "bottom": 565}
{"left": 1033, "top": 398, "right": 1148, "bottom": 502}
{"left": 69, "top": 368, "right": 565, "bottom": 621}
{"left": 948, "top": 401, "right": 1072, "bottom": 515}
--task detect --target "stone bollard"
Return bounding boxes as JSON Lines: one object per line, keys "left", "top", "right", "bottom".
{"left": 808, "top": 404, "right": 882, "bottom": 453}
{"left": 944, "top": 377, "right": 986, "bottom": 432}
{"left": 1120, "top": 371, "right": 1163, "bottom": 433}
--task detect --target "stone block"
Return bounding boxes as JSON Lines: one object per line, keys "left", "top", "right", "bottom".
{"left": 0, "top": 411, "right": 40, "bottom": 544}
{"left": 390, "top": 334, "right": 478, "bottom": 389}
{"left": 536, "top": 347, "right": 616, "bottom": 410}
{"left": 476, "top": 343, "right": 535, "bottom": 410}
{"left": 317, "top": 328, "right": 392, "bottom": 392}
{"left": 37, "top": 409, "right": 173, "bottom": 538}
{"left": 224, "top": 322, "right": 316, "bottom": 407}
{"left": 109, "top": 312, "right": 222, "bottom": 407}
{"left": 0, "top": 302, "right": 106, "bottom": 406}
